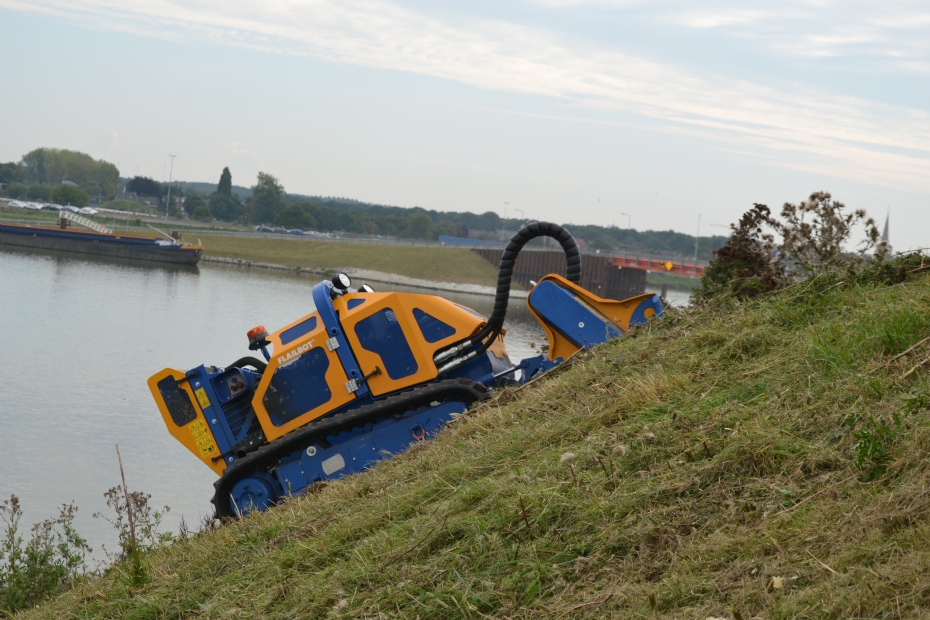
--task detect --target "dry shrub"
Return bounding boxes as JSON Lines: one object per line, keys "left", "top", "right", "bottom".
{"left": 701, "top": 191, "right": 889, "bottom": 298}
{"left": 777, "top": 191, "right": 889, "bottom": 275}
{"left": 701, "top": 204, "right": 786, "bottom": 299}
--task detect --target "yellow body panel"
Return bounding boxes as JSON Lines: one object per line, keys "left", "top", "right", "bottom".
{"left": 336, "top": 291, "right": 486, "bottom": 396}
{"left": 528, "top": 274, "right": 657, "bottom": 362}
{"left": 251, "top": 311, "right": 356, "bottom": 442}
{"left": 147, "top": 368, "right": 227, "bottom": 476}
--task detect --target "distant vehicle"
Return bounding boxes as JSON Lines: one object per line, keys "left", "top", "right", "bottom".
{"left": 78, "top": 207, "right": 99, "bottom": 215}
{"left": 24, "top": 202, "right": 43, "bottom": 210}
{"left": 288, "top": 229, "right": 307, "bottom": 236}
{"left": 61, "top": 205, "right": 80, "bottom": 213}
{"left": 254, "top": 225, "right": 273, "bottom": 232}
{"left": 7, "top": 200, "right": 26, "bottom": 209}
{"left": 42, "top": 204, "right": 63, "bottom": 211}
{"left": 272, "top": 227, "right": 288, "bottom": 234}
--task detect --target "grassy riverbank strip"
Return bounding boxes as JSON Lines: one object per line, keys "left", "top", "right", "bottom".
{"left": 195, "top": 234, "right": 503, "bottom": 287}
{"left": 21, "top": 254, "right": 930, "bottom": 619}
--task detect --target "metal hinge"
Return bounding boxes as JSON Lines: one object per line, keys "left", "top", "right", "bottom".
{"left": 325, "top": 337, "right": 339, "bottom": 351}
{"left": 345, "top": 379, "right": 360, "bottom": 393}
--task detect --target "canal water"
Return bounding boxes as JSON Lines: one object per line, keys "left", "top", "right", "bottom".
{"left": 0, "top": 246, "right": 690, "bottom": 559}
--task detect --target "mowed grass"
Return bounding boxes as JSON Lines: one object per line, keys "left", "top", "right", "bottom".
{"left": 197, "top": 234, "right": 502, "bottom": 286}
{"left": 22, "top": 256, "right": 930, "bottom": 619}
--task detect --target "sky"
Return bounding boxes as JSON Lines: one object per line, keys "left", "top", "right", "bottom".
{"left": 0, "top": 0, "right": 928, "bottom": 249}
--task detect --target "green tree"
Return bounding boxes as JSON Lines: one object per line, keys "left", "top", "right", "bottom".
{"left": 20, "top": 148, "right": 119, "bottom": 198}
{"left": 26, "top": 185, "right": 52, "bottom": 201}
{"left": 0, "top": 162, "right": 23, "bottom": 185}
{"left": 191, "top": 204, "right": 212, "bottom": 222}
{"left": 50, "top": 185, "right": 89, "bottom": 207}
{"left": 590, "top": 236, "right": 614, "bottom": 252}
{"left": 126, "top": 177, "right": 161, "bottom": 197}
{"left": 5, "top": 182, "right": 27, "bottom": 199}
{"left": 274, "top": 204, "right": 316, "bottom": 230}
{"left": 406, "top": 212, "right": 435, "bottom": 240}
{"left": 209, "top": 194, "right": 242, "bottom": 222}
{"left": 250, "top": 172, "right": 285, "bottom": 224}
{"left": 216, "top": 167, "right": 232, "bottom": 197}
{"left": 184, "top": 194, "right": 206, "bottom": 217}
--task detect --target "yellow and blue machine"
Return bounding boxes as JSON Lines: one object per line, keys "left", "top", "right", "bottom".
{"left": 147, "top": 223, "right": 663, "bottom": 517}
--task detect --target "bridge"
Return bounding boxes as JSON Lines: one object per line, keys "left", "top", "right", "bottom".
{"left": 612, "top": 254, "right": 705, "bottom": 277}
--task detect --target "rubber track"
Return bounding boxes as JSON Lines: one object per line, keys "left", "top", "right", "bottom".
{"left": 211, "top": 378, "right": 489, "bottom": 518}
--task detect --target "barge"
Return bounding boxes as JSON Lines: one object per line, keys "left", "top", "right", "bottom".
{"left": 0, "top": 213, "right": 202, "bottom": 265}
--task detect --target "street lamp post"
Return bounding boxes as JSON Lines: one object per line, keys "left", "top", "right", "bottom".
{"left": 620, "top": 212, "right": 631, "bottom": 230}
{"left": 501, "top": 201, "right": 510, "bottom": 241}
{"left": 693, "top": 213, "right": 702, "bottom": 263}
{"left": 165, "top": 155, "right": 176, "bottom": 222}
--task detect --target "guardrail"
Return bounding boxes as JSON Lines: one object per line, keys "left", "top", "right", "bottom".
{"left": 612, "top": 255, "right": 705, "bottom": 276}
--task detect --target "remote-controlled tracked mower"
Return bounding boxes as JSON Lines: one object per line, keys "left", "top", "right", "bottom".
{"left": 148, "top": 223, "right": 663, "bottom": 517}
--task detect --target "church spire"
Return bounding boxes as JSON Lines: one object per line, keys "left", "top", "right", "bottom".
{"left": 881, "top": 207, "right": 891, "bottom": 255}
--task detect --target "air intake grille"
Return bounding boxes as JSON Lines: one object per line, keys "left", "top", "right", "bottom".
{"left": 221, "top": 390, "right": 261, "bottom": 443}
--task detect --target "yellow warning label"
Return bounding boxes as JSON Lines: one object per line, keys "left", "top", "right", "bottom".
{"left": 189, "top": 418, "right": 218, "bottom": 459}
{"left": 194, "top": 388, "right": 211, "bottom": 409}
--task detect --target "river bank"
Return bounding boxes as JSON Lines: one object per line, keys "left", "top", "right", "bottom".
{"left": 202, "top": 255, "right": 525, "bottom": 297}
{"left": 23, "top": 253, "right": 930, "bottom": 619}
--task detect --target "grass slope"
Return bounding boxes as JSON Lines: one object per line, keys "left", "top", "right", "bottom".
{"left": 198, "top": 235, "right": 502, "bottom": 286}
{"left": 23, "top": 257, "right": 930, "bottom": 619}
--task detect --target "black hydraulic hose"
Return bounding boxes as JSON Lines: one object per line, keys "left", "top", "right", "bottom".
{"left": 486, "top": 221, "right": 580, "bottom": 336}
{"left": 229, "top": 356, "right": 268, "bottom": 373}
{"left": 436, "top": 222, "right": 580, "bottom": 374}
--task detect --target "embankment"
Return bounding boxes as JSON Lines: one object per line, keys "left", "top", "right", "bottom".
{"left": 23, "top": 255, "right": 930, "bottom": 619}
{"left": 196, "top": 234, "right": 503, "bottom": 288}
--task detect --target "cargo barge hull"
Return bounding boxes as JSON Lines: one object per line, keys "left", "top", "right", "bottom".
{"left": 0, "top": 223, "right": 203, "bottom": 265}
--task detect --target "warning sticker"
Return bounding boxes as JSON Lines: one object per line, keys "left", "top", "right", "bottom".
{"left": 194, "top": 388, "right": 211, "bottom": 409}
{"left": 189, "top": 418, "right": 218, "bottom": 459}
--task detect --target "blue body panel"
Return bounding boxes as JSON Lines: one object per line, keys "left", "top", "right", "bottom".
{"left": 528, "top": 280, "right": 623, "bottom": 348}
{"left": 312, "top": 281, "right": 369, "bottom": 397}
{"left": 629, "top": 294, "right": 664, "bottom": 328}
{"left": 279, "top": 316, "right": 318, "bottom": 345}
{"left": 283, "top": 401, "right": 465, "bottom": 491}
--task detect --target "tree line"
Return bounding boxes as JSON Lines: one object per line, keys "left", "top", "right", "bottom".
{"left": 181, "top": 168, "right": 726, "bottom": 255}
{"left": 0, "top": 148, "right": 119, "bottom": 206}
{"left": 0, "top": 148, "right": 727, "bottom": 257}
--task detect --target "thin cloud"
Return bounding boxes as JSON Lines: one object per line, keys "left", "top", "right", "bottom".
{"left": 4, "top": 0, "right": 928, "bottom": 191}
{"left": 674, "top": 1, "right": 930, "bottom": 63}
